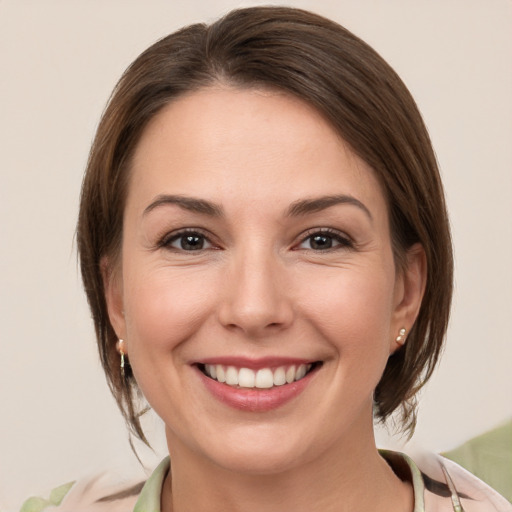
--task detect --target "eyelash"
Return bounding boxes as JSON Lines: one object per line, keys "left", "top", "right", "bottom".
{"left": 158, "top": 228, "right": 215, "bottom": 252}
{"left": 295, "top": 228, "right": 354, "bottom": 252}
{"left": 157, "top": 228, "right": 354, "bottom": 253}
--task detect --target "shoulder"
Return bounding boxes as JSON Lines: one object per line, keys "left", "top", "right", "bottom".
{"left": 20, "top": 474, "right": 144, "bottom": 512}
{"left": 19, "top": 458, "right": 170, "bottom": 512}
{"left": 443, "top": 420, "right": 512, "bottom": 504}
{"left": 413, "top": 451, "right": 512, "bottom": 512}
{"left": 19, "top": 482, "right": 75, "bottom": 512}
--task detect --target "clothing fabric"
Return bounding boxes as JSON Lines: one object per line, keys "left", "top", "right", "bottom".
{"left": 20, "top": 451, "right": 512, "bottom": 512}
{"left": 443, "top": 420, "right": 512, "bottom": 503}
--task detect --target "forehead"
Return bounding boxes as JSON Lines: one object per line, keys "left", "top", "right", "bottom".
{"left": 127, "top": 86, "right": 387, "bottom": 218}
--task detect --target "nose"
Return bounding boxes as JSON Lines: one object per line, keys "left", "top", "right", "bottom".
{"left": 217, "top": 247, "right": 294, "bottom": 338}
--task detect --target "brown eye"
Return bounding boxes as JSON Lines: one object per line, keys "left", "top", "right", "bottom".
{"left": 309, "top": 234, "right": 334, "bottom": 250}
{"left": 297, "top": 230, "right": 353, "bottom": 251}
{"left": 180, "top": 234, "right": 205, "bottom": 250}
{"left": 165, "top": 231, "right": 212, "bottom": 251}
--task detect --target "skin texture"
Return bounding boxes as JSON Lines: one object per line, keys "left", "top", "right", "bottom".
{"left": 105, "top": 87, "right": 425, "bottom": 512}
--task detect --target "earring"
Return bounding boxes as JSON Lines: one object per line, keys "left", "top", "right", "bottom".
{"left": 116, "top": 339, "right": 126, "bottom": 377}
{"left": 395, "top": 328, "right": 407, "bottom": 346}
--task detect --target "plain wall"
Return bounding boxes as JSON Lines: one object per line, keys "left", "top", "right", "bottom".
{"left": 1, "top": 0, "right": 511, "bottom": 509}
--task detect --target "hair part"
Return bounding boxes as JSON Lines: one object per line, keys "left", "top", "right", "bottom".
{"left": 77, "top": 6, "right": 453, "bottom": 441}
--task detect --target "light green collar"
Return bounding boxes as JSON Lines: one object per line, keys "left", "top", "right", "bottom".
{"left": 379, "top": 450, "right": 426, "bottom": 512}
{"left": 133, "top": 456, "right": 170, "bottom": 512}
{"left": 405, "top": 453, "right": 427, "bottom": 512}
{"left": 133, "top": 451, "right": 426, "bottom": 512}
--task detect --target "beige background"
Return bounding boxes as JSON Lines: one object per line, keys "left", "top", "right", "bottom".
{"left": 1, "top": 0, "right": 511, "bottom": 510}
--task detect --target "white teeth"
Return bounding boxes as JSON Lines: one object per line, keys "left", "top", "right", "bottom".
{"left": 238, "top": 368, "right": 255, "bottom": 388}
{"left": 273, "top": 367, "right": 286, "bottom": 386}
{"left": 225, "top": 366, "right": 239, "bottom": 386}
{"left": 255, "top": 368, "right": 274, "bottom": 388}
{"left": 216, "top": 365, "right": 226, "bottom": 383}
{"left": 205, "top": 364, "right": 217, "bottom": 379}
{"left": 203, "top": 363, "right": 315, "bottom": 389}
{"left": 295, "top": 364, "right": 307, "bottom": 381}
{"left": 285, "top": 365, "right": 296, "bottom": 384}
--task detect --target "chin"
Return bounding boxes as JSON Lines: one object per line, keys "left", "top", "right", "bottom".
{"left": 196, "top": 423, "right": 323, "bottom": 476}
{"left": 209, "top": 445, "right": 309, "bottom": 476}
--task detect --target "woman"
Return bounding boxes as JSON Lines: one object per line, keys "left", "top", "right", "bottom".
{"left": 23, "top": 6, "right": 510, "bottom": 512}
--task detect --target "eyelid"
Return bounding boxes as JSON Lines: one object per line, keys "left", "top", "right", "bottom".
{"left": 294, "top": 227, "right": 354, "bottom": 251}
{"left": 155, "top": 226, "right": 353, "bottom": 252}
{"left": 157, "top": 227, "right": 217, "bottom": 251}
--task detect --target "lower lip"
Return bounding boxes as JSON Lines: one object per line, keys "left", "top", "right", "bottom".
{"left": 197, "top": 367, "right": 317, "bottom": 412}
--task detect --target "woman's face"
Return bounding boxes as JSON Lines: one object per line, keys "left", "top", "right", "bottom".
{"left": 106, "top": 87, "right": 422, "bottom": 473}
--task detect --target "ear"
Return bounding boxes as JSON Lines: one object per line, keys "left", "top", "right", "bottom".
{"left": 101, "top": 256, "right": 127, "bottom": 345}
{"left": 390, "top": 243, "right": 427, "bottom": 353}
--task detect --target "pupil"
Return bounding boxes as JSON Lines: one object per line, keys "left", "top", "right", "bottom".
{"left": 181, "top": 235, "right": 203, "bottom": 250}
{"left": 311, "top": 234, "right": 332, "bottom": 250}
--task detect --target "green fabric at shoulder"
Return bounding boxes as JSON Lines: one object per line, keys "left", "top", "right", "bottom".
{"left": 443, "top": 420, "right": 512, "bottom": 503}
{"left": 133, "top": 457, "right": 170, "bottom": 512}
{"left": 19, "top": 481, "right": 75, "bottom": 512}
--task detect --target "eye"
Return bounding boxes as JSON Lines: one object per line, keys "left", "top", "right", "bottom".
{"left": 297, "top": 229, "right": 353, "bottom": 251}
{"left": 162, "top": 230, "right": 213, "bottom": 251}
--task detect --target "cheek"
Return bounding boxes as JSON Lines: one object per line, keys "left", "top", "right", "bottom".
{"left": 122, "top": 263, "right": 219, "bottom": 356}
{"left": 297, "top": 263, "right": 396, "bottom": 357}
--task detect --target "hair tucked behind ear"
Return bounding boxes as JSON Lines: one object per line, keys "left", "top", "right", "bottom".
{"left": 77, "top": 6, "right": 453, "bottom": 441}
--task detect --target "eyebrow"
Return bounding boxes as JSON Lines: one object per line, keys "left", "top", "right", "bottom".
{"left": 286, "top": 195, "right": 373, "bottom": 220}
{"left": 143, "top": 195, "right": 224, "bottom": 217}
{"left": 143, "top": 193, "right": 372, "bottom": 221}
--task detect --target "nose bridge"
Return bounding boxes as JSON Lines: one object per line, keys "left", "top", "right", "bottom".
{"left": 218, "top": 240, "right": 293, "bottom": 335}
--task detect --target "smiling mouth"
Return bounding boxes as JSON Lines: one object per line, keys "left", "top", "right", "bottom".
{"left": 197, "top": 362, "right": 322, "bottom": 389}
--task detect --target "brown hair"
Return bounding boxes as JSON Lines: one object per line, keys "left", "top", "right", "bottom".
{"left": 77, "top": 6, "right": 453, "bottom": 440}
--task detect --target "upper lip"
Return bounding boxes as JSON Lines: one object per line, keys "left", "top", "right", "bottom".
{"left": 193, "top": 356, "right": 318, "bottom": 370}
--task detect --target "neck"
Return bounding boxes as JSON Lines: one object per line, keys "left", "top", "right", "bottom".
{"left": 161, "top": 422, "right": 413, "bottom": 512}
